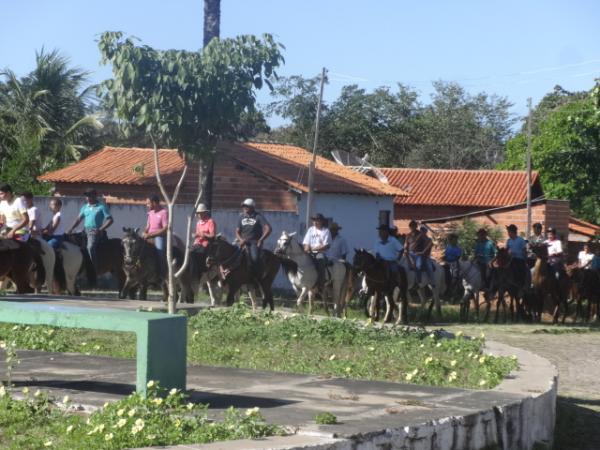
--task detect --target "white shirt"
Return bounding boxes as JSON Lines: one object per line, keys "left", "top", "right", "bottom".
{"left": 50, "top": 211, "right": 65, "bottom": 236}
{"left": 27, "top": 206, "right": 41, "bottom": 232}
{"left": 328, "top": 235, "right": 349, "bottom": 260}
{"left": 0, "top": 196, "right": 28, "bottom": 229}
{"left": 578, "top": 250, "right": 594, "bottom": 268}
{"left": 545, "top": 238, "right": 563, "bottom": 257}
{"left": 303, "top": 226, "right": 331, "bottom": 253}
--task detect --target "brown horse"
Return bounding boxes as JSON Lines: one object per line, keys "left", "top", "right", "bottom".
{"left": 488, "top": 248, "right": 530, "bottom": 323}
{"left": 566, "top": 264, "right": 600, "bottom": 322}
{"left": 352, "top": 249, "right": 408, "bottom": 324}
{"left": 531, "top": 244, "right": 570, "bottom": 324}
{"left": 0, "top": 239, "right": 36, "bottom": 293}
{"left": 205, "top": 236, "right": 280, "bottom": 311}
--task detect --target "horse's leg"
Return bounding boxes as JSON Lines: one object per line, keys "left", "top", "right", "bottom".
{"left": 226, "top": 282, "right": 238, "bottom": 307}
{"left": 307, "top": 290, "right": 314, "bottom": 315}
{"left": 119, "top": 278, "right": 133, "bottom": 299}
{"left": 383, "top": 291, "right": 392, "bottom": 323}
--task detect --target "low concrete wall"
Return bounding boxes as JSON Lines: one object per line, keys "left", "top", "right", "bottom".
{"left": 146, "top": 341, "right": 556, "bottom": 450}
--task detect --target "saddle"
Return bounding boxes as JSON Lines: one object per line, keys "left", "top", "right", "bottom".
{"left": 0, "top": 237, "right": 20, "bottom": 251}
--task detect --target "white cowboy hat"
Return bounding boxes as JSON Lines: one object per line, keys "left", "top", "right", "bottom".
{"left": 196, "top": 203, "right": 209, "bottom": 213}
{"left": 241, "top": 198, "right": 256, "bottom": 207}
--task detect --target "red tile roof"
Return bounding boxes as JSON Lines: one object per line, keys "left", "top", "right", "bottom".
{"left": 569, "top": 216, "right": 600, "bottom": 238}
{"left": 380, "top": 168, "right": 542, "bottom": 207}
{"left": 39, "top": 143, "right": 407, "bottom": 197}
{"left": 38, "top": 147, "right": 184, "bottom": 186}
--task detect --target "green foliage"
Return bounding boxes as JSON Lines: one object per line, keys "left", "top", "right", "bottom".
{"left": 440, "top": 218, "right": 504, "bottom": 259}
{"left": 0, "top": 382, "right": 281, "bottom": 449}
{"left": 98, "top": 31, "right": 284, "bottom": 158}
{"left": 501, "top": 79, "right": 600, "bottom": 222}
{"left": 315, "top": 412, "right": 337, "bottom": 425}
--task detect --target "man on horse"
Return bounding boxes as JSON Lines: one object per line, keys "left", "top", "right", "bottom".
{"left": 405, "top": 220, "right": 426, "bottom": 284}
{"left": 505, "top": 224, "right": 530, "bottom": 287}
{"left": 545, "top": 227, "right": 565, "bottom": 280}
{"left": 374, "top": 224, "right": 404, "bottom": 282}
{"left": 474, "top": 228, "right": 496, "bottom": 286}
{"left": 327, "top": 222, "right": 348, "bottom": 262}
{"left": 442, "top": 233, "right": 462, "bottom": 291}
{"left": 142, "top": 194, "right": 168, "bottom": 276}
{"left": 0, "top": 184, "right": 30, "bottom": 241}
{"left": 22, "top": 192, "right": 42, "bottom": 237}
{"left": 530, "top": 223, "right": 545, "bottom": 245}
{"left": 303, "top": 213, "right": 331, "bottom": 287}
{"left": 236, "top": 198, "right": 271, "bottom": 279}
{"left": 66, "top": 188, "right": 113, "bottom": 266}
{"left": 41, "top": 197, "right": 65, "bottom": 249}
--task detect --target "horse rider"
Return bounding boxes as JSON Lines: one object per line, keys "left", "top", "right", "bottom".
{"left": 545, "top": 227, "right": 564, "bottom": 280}
{"left": 505, "top": 224, "right": 529, "bottom": 287}
{"left": 41, "top": 197, "right": 65, "bottom": 249}
{"left": 22, "top": 191, "right": 42, "bottom": 237}
{"left": 142, "top": 194, "right": 168, "bottom": 275}
{"left": 530, "top": 222, "right": 546, "bottom": 245}
{"left": 442, "top": 233, "right": 462, "bottom": 289}
{"left": 374, "top": 224, "right": 404, "bottom": 283}
{"left": 474, "top": 228, "right": 496, "bottom": 286}
{"left": 192, "top": 203, "right": 216, "bottom": 252}
{"left": 303, "top": 213, "right": 331, "bottom": 287}
{"left": 420, "top": 225, "right": 435, "bottom": 286}
{"left": 578, "top": 242, "right": 595, "bottom": 269}
{"left": 236, "top": 198, "right": 271, "bottom": 278}
{"left": 405, "top": 220, "right": 427, "bottom": 284}
{"left": 0, "top": 184, "right": 30, "bottom": 241}
{"left": 327, "top": 222, "right": 348, "bottom": 261}
{"left": 66, "top": 188, "right": 113, "bottom": 266}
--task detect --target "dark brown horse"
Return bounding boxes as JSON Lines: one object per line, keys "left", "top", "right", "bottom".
{"left": 120, "top": 228, "right": 166, "bottom": 300}
{"left": 488, "top": 247, "right": 530, "bottom": 323}
{"left": 531, "top": 244, "right": 570, "bottom": 324}
{"left": 0, "top": 239, "right": 36, "bottom": 293}
{"left": 205, "top": 236, "right": 280, "bottom": 311}
{"left": 65, "top": 232, "right": 125, "bottom": 291}
{"left": 566, "top": 264, "right": 600, "bottom": 322}
{"left": 352, "top": 249, "right": 408, "bottom": 324}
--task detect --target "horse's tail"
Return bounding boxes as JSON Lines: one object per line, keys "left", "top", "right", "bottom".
{"left": 80, "top": 248, "right": 96, "bottom": 287}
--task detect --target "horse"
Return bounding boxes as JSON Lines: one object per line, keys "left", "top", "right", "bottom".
{"left": 205, "top": 235, "right": 280, "bottom": 311}
{"left": 178, "top": 246, "right": 221, "bottom": 305}
{"left": 448, "top": 259, "right": 487, "bottom": 323}
{"left": 120, "top": 227, "right": 166, "bottom": 300}
{"left": 352, "top": 249, "right": 408, "bottom": 324}
{"left": 565, "top": 264, "right": 600, "bottom": 322}
{"left": 65, "top": 231, "right": 125, "bottom": 291}
{"left": 487, "top": 248, "right": 531, "bottom": 323}
{"left": 51, "top": 240, "right": 96, "bottom": 295}
{"left": 0, "top": 238, "right": 36, "bottom": 293}
{"left": 275, "top": 231, "right": 352, "bottom": 317}
{"left": 397, "top": 255, "right": 446, "bottom": 322}
{"left": 530, "top": 243, "right": 570, "bottom": 324}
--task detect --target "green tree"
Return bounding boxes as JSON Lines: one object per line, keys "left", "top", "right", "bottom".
{"left": 501, "top": 79, "right": 600, "bottom": 222}
{"left": 98, "top": 31, "right": 284, "bottom": 312}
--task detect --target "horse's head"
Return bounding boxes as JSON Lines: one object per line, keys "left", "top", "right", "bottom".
{"left": 493, "top": 247, "right": 511, "bottom": 268}
{"left": 275, "top": 231, "right": 296, "bottom": 257}
{"left": 64, "top": 231, "right": 86, "bottom": 248}
{"left": 121, "top": 227, "right": 143, "bottom": 267}
{"left": 205, "top": 234, "right": 233, "bottom": 267}
{"left": 352, "top": 248, "right": 375, "bottom": 273}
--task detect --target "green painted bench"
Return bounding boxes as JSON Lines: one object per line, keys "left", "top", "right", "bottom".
{"left": 0, "top": 301, "right": 186, "bottom": 394}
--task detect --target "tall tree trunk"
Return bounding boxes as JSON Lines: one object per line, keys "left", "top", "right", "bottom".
{"left": 202, "top": 0, "right": 220, "bottom": 209}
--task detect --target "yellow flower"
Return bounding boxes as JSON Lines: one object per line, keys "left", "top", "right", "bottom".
{"left": 419, "top": 344, "right": 425, "bottom": 348}
{"left": 169, "top": 388, "right": 178, "bottom": 396}
{"left": 193, "top": 330, "right": 200, "bottom": 337}
{"left": 81, "top": 342, "right": 87, "bottom": 346}
{"left": 105, "top": 433, "right": 113, "bottom": 441}
{"left": 436, "top": 342, "right": 442, "bottom": 348}
{"left": 424, "top": 356, "right": 434, "bottom": 365}
{"left": 0, "top": 386, "right": 5, "bottom": 398}
{"left": 22, "top": 387, "right": 29, "bottom": 395}
{"left": 116, "top": 418, "right": 127, "bottom": 428}
{"left": 455, "top": 331, "right": 463, "bottom": 338}
{"left": 479, "top": 356, "right": 486, "bottom": 364}
{"left": 245, "top": 406, "right": 260, "bottom": 416}
{"left": 368, "top": 346, "right": 375, "bottom": 352}
{"left": 47, "top": 329, "right": 55, "bottom": 335}
{"left": 128, "top": 408, "right": 137, "bottom": 417}
{"left": 93, "top": 345, "right": 101, "bottom": 350}
{"left": 147, "top": 434, "right": 156, "bottom": 440}
{"left": 0, "top": 341, "right": 6, "bottom": 349}
{"left": 34, "top": 390, "right": 42, "bottom": 398}
{"left": 329, "top": 354, "right": 336, "bottom": 361}
{"left": 450, "top": 360, "right": 457, "bottom": 367}
{"left": 345, "top": 366, "right": 352, "bottom": 372}
{"left": 479, "top": 332, "right": 485, "bottom": 339}
{"left": 448, "top": 371, "right": 458, "bottom": 382}
{"left": 511, "top": 355, "right": 518, "bottom": 360}
{"left": 429, "top": 333, "right": 435, "bottom": 339}
{"left": 135, "top": 418, "right": 145, "bottom": 428}
{"left": 264, "top": 320, "right": 270, "bottom": 326}
{"left": 153, "top": 397, "right": 163, "bottom": 406}
{"left": 97, "top": 424, "right": 105, "bottom": 432}
{"left": 66, "top": 425, "right": 74, "bottom": 433}
{"left": 103, "top": 402, "right": 109, "bottom": 408}
{"left": 455, "top": 349, "right": 461, "bottom": 353}
{"left": 186, "top": 402, "right": 194, "bottom": 410}
{"left": 43, "top": 441, "right": 53, "bottom": 447}
{"left": 292, "top": 333, "right": 298, "bottom": 338}
{"left": 63, "top": 395, "right": 70, "bottom": 404}
{"left": 412, "top": 368, "right": 419, "bottom": 375}
{"left": 117, "top": 408, "right": 125, "bottom": 417}
{"left": 405, "top": 373, "right": 414, "bottom": 381}
{"left": 146, "top": 380, "right": 155, "bottom": 388}
{"left": 479, "top": 379, "right": 488, "bottom": 386}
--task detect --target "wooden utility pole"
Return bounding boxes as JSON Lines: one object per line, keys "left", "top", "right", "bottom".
{"left": 526, "top": 97, "right": 533, "bottom": 240}
{"left": 305, "top": 67, "right": 327, "bottom": 228}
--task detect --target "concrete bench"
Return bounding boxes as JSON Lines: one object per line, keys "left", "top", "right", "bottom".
{"left": 0, "top": 301, "right": 186, "bottom": 394}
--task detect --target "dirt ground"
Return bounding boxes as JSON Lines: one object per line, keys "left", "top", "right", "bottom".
{"left": 443, "top": 323, "right": 600, "bottom": 450}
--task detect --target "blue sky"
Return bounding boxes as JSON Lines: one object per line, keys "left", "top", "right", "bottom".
{"left": 1, "top": 0, "right": 599, "bottom": 125}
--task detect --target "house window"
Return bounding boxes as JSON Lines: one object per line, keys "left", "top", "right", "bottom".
{"left": 379, "top": 210, "right": 390, "bottom": 226}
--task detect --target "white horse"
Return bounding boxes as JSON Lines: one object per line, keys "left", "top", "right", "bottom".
{"left": 275, "top": 231, "right": 352, "bottom": 317}
{"left": 398, "top": 255, "right": 446, "bottom": 322}
{"left": 449, "top": 259, "right": 487, "bottom": 322}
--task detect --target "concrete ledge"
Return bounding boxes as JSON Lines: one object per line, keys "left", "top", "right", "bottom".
{"left": 139, "top": 341, "right": 557, "bottom": 450}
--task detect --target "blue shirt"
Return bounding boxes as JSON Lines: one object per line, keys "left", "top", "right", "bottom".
{"left": 591, "top": 255, "right": 600, "bottom": 270}
{"left": 444, "top": 244, "right": 462, "bottom": 262}
{"left": 79, "top": 202, "right": 112, "bottom": 230}
{"left": 374, "top": 236, "right": 404, "bottom": 261}
{"left": 474, "top": 240, "right": 497, "bottom": 264}
{"left": 506, "top": 236, "right": 527, "bottom": 260}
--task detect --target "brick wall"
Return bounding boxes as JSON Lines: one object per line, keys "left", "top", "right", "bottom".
{"left": 54, "top": 156, "right": 299, "bottom": 212}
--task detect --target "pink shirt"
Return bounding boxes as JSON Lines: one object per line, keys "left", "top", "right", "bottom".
{"left": 147, "top": 208, "right": 168, "bottom": 235}
{"left": 194, "top": 218, "right": 216, "bottom": 247}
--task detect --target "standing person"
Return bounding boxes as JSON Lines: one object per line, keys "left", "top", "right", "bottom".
{"left": 578, "top": 242, "right": 595, "bottom": 269}
{"left": 474, "top": 228, "right": 496, "bottom": 286}
{"left": 327, "top": 222, "right": 348, "bottom": 261}
{"left": 303, "top": 213, "right": 331, "bottom": 286}
{"left": 66, "top": 188, "right": 113, "bottom": 265}
{"left": 235, "top": 198, "right": 271, "bottom": 277}
{"left": 22, "top": 192, "right": 41, "bottom": 236}
{"left": 545, "top": 227, "right": 564, "bottom": 279}
{"left": 505, "top": 224, "right": 529, "bottom": 287}
{"left": 142, "top": 195, "right": 168, "bottom": 275}
{"left": 42, "top": 198, "right": 65, "bottom": 249}
{"left": 0, "top": 184, "right": 29, "bottom": 241}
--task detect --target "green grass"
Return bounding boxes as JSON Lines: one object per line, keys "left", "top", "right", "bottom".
{"left": 0, "top": 304, "right": 517, "bottom": 390}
